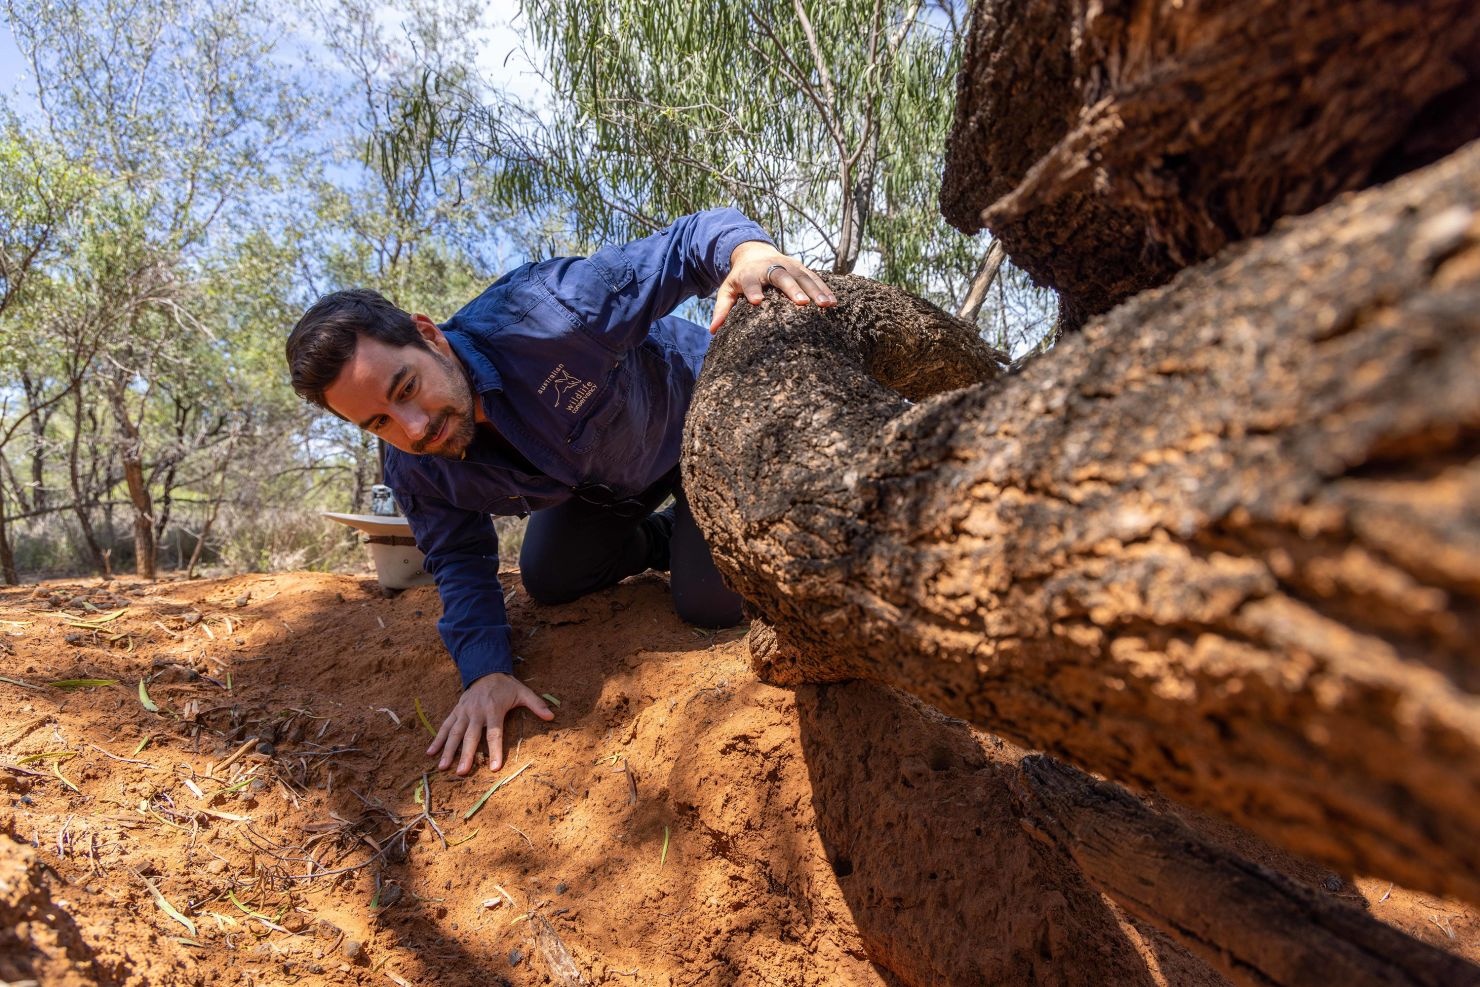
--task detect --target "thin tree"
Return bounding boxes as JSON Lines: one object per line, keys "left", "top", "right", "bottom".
{"left": 380, "top": 0, "right": 1047, "bottom": 326}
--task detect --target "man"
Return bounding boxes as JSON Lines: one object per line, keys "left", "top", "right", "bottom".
{"left": 286, "top": 208, "right": 834, "bottom": 775}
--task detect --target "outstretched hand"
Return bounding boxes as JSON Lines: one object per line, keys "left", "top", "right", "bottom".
{"left": 709, "top": 240, "right": 836, "bottom": 333}
{"left": 428, "top": 672, "right": 555, "bottom": 775}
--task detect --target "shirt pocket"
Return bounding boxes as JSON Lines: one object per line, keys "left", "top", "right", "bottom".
{"left": 566, "top": 361, "right": 629, "bottom": 455}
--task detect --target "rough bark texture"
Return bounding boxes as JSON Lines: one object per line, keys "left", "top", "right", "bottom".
{"left": 1015, "top": 755, "right": 1480, "bottom": 987}
{"left": 795, "top": 681, "right": 1225, "bottom": 986}
{"left": 939, "top": 0, "right": 1480, "bottom": 322}
{"left": 684, "top": 144, "right": 1480, "bottom": 904}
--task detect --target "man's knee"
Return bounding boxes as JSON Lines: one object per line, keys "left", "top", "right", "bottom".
{"left": 518, "top": 544, "right": 582, "bottom": 605}
{"left": 674, "top": 586, "right": 744, "bottom": 629}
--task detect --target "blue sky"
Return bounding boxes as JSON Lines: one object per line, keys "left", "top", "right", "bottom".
{"left": 0, "top": 29, "right": 32, "bottom": 103}
{"left": 0, "top": 7, "right": 550, "bottom": 121}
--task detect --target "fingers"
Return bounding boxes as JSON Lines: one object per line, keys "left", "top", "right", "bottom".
{"left": 485, "top": 723, "right": 505, "bottom": 772}
{"left": 520, "top": 691, "right": 557, "bottom": 722}
{"left": 743, "top": 274, "right": 767, "bottom": 306}
{"left": 708, "top": 290, "right": 738, "bottom": 333}
{"left": 713, "top": 264, "right": 834, "bottom": 334}
{"left": 428, "top": 713, "right": 453, "bottom": 758}
{"left": 768, "top": 265, "right": 835, "bottom": 308}
{"left": 456, "top": 719, "right": 482, "bottom": 776}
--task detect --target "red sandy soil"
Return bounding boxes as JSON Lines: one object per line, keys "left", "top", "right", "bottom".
{"left": 0, "top": 569, "right": 1475, "bottom": 986}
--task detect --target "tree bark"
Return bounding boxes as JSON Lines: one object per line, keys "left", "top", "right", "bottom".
{"left": 795, "top": 680, "right": 1211, "bottom": 986}
{"left": 684, "top": 144, "right": 1480, "bottom": 904}
{"left": 1015, "top": 755, "right": 1480, "bottom": 987}
{"left": 799, "top": 678, "right": 1479, "bottom": 986}
{"left": 939, "top": 0, "right": 1480, "bottom": 321}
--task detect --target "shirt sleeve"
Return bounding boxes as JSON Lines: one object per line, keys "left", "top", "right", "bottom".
{"left": 395, "top": 488, "right": 514, "bottom": 689}
{"left": 539, "top": 207, "right": 776, "bottom": 353}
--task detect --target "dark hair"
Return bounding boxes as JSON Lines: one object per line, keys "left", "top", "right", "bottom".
{"left": 286, "top": 289, "right": 428, "bottom": 410}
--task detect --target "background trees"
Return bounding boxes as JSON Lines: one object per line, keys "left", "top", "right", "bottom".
{"left": 0, "top": 0, "right": 1056, "bottom": 583}
{"left": 383, "top": 0, "right": 1057, "bottom": 351}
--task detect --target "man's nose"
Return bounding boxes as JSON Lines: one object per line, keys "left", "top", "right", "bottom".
{"left": 400, "top": 406, "right": 431, "bottom": 441}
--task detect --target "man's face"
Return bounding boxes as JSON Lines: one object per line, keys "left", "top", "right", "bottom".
{"left": 323, "top": 316, "right": 478, "bottom": 459}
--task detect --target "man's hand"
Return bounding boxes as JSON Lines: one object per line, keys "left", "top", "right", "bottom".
{"left": 428, "top": 672, "right": 555, "bottom": 775}
{"left": 709, "top": 240, "right": 836, "bottom": 333}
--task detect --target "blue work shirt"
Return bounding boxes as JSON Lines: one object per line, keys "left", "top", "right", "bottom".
{"left": 384, "top": 208, "right": 774, "bottom": 689}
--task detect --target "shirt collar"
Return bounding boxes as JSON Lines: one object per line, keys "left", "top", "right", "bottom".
{"left": 442, "top": 326, "right": 503, "bottom": 395}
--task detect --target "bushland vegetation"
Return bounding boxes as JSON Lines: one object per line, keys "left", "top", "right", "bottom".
{"left": 0, "top": 0, "right": 1046, "bottom": 584}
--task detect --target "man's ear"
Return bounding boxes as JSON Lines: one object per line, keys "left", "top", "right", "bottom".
{"left": 411, "top": 313, "right": 449, "bottom": 354}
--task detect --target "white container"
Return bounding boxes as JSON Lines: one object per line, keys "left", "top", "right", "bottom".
{"left": 364, "top": 538, "right": 433, "bottom": 590}
{"left": 322, "top": 512, "right": 435, "bottom": 591}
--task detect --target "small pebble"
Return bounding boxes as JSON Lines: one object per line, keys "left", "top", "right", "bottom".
{"left": 508, "top": 948, "right": 524, "bottom": 967}
{"left": 342, "top": 938, "right": 363, "bottom": 962}
{"left": 206, "top": 859, "right": 228, "bottom": 875}
{"left": 255, "top": 741, "right": 275, "bottom": 756}
{"left": 555, "top": 882, "right": 569, "bottom": 894}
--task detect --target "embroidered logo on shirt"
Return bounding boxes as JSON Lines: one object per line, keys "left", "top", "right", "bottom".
{"left": 537, "top": 363, "right": 597, "bottom": 414}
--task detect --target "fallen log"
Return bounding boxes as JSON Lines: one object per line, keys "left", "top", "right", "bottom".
{"left": 684, "top": 144, "right": 1480, "bottom": 903}
{"left": 1015, "top": 755, "right": 1480, "bottom": 987}
{"left": 795, "top": 681, "right": 1216, "bottom": 986}
{"left": 799, "top": 681, "right": 1477, "bottom": 986}
{"left": 939, "top": 0, "right": 1480, "bottom": 322}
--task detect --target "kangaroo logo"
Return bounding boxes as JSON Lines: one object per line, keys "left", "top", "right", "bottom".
{"left": 537, "top": 362, "right": 598, "bottom": 414}
{"left": 548, "top": 367, "right": 583, "bottom": 407}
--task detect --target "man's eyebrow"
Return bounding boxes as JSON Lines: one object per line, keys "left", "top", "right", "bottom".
{"left": 357, "top": 365, "right": 409, "bottom": 430}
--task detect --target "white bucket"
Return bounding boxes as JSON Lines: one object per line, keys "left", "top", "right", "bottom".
{"left": 322, "top": 512, "right": 435, "bottom": 591}
{"left": 364, "top": 539, "right": 434, "bottom": 590}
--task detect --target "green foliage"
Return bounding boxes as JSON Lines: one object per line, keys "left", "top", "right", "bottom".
{"left": 0, "top": 118, "right": 99, "bottom": 320}
{"left": 0, "top": 0, "right": 1052, "bottom": 582}
{"left": 380, "top": 0, "right": 1054, "bottom": 332}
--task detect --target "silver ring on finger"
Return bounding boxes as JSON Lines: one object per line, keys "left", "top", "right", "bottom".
{"left": 763, "top": 262, "right": 787, "bottom": 287}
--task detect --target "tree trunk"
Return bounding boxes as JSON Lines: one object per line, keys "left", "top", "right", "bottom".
{"left": 683, "top": 144, "right": 1480, "bottom": 904}
{"left": 153, "top": 398, "right": 190, "bottom": 546}
{"left": 21, "top": 371, "right": 48, "bottom": 513}
{"left": 799, "top": 677, "right": 1478, "bottom": 986}
{"left": 834, "top": 139, "right": 877, "bottom": 275}
{"left": 0, "top": 481, "right": 17, "bottom": 585}
{"left": 939, "top": 0, "right": 1480, "bottom": 321}
{"left": 106, "top": 380, "right": 156, "bottom": 580}
{"left": 66, "top": 388, "right": 107, "bottom": 574}
{"left": 1015, "top": 755, "right": 1480, "bottom": 987}
{"left": 956, "top": 238, "right": 1006, "bottom": 324}
{"left": 352, "top": 430, "right": 377, "bottom": 513}
{"left": 793, "top": 678, "right": 1217, "bottom": 986}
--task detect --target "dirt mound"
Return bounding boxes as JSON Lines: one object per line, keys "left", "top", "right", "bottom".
{"left": 0, "top": 571, "right": 1474, "bottom": 985}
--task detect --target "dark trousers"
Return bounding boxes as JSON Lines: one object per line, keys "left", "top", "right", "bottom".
{"left": 519, "top": 472, "right": 744, "bottom": 628}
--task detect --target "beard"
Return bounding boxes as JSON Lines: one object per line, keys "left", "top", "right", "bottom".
{"left": 413, "top": 352, "right": 479, "bottom": 458}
